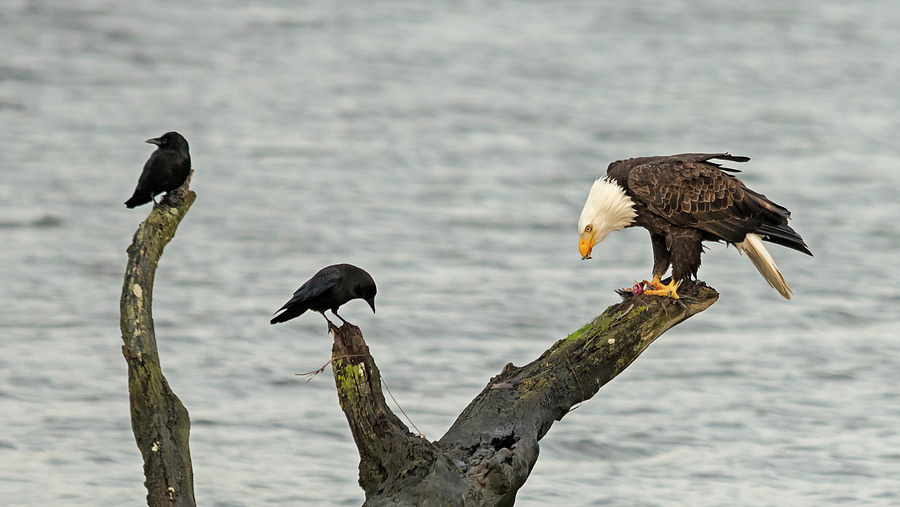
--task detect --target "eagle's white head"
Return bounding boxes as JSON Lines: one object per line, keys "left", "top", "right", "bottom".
{"left": 578, "top": 177, "right": 638, "bottom": 259}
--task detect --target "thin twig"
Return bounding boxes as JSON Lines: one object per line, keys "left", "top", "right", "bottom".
{"left": 381, "top": 377, "right": 426, "bottom": 439}
{"left": 296, "top": 354, "right": 372, "bottom": 382}
{"left": 296, "top": 359, "right": 335, "bottom": 382}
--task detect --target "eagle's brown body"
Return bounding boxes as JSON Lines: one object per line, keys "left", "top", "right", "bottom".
{"left": 602, "top": 153, "right": 812, "bottom": 292}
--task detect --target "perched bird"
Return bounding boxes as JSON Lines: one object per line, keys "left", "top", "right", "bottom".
{"left": 270, "top": 264, "right": 377, "bottom": 327}
{"left": 578, "top": 153, "right": 812, "bottom": 299}
{"left": 125, "top": 131, "right": 191, "bottom": 208}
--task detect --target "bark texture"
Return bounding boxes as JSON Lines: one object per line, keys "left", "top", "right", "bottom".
{"left": 331, "top": 283, "right": 719, "bottom": 506}
{"left": 119, "top": 175, "right": 196, "bottom": 507}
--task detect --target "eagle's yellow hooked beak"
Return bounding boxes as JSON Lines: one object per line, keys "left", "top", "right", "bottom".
{"left": 579, "top": 231, "right": 596, "bottom": 259}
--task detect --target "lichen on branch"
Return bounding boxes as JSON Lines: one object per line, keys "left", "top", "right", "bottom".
{"left": 330, "top": 284, "right": 718, "bottom": 506}
{"left": 119, "top": 175, "right": 196, "bottom": 507}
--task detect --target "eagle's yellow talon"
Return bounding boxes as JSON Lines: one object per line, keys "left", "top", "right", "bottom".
{"left": 641, "top": 278, "right": 680, "bottom": 299}
{"left": 642, "top": 276, "right": 664, "bottom": 291}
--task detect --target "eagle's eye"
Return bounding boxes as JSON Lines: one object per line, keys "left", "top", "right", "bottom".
{"left": 584, "top": 225, "right": 593, "bottom": 233}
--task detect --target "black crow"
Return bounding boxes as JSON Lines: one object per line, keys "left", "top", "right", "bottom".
{"left": 125, "top": 132, "right": 191, "bottom": 208}
{"left": 270, "top": 264, "right": 377, "bottom": 326}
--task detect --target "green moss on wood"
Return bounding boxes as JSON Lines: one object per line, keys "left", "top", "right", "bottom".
{"left": 335, "top": 362, "right": 364, "bottom": 405}
{"left": 564, "top": 323, "right": 592, "bottom": 342}
{"left": 120, "top": 181, "right": 196, "bottom": 507}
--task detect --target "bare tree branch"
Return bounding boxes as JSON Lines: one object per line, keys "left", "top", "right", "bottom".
{"left": 119, "top": 174, "right": 196, "bottom": 507}
{"left": 331, "top": 284, "right": 719, "bottom": 506}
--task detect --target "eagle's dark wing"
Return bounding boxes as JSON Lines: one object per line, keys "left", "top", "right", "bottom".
{"left": 615, "top": 153, "right": 789, "bottom": 244}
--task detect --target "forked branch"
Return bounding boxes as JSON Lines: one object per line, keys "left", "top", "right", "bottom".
{"left": 331, "top": 284, "right": 718, "bottom": 506}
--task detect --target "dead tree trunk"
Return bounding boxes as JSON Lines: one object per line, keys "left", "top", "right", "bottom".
{"left": 331, "top": 284, "right": 718, "bottom": 506}
{"left": 119, "top": 175, "right": 196, "bottom": 507}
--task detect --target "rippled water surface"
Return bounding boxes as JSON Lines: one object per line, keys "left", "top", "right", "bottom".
{"left": 2, "top": 1, "right": 900, "bottom": 505}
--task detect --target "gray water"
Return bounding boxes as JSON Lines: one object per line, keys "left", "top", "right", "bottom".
{"left": 2, "top": 1, "right": 900, "bottom": 505}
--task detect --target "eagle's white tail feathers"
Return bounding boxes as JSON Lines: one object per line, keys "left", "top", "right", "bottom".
{"left": 735, "top": 233, "right": 792, "bottom": 300}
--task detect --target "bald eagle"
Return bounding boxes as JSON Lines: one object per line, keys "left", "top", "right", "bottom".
{"left": 578, "top": 153, "right": 812, "bottom": 299}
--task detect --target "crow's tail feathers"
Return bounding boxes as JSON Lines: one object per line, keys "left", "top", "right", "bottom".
{"left": 270, "top": 306, "right": 308, "bottom": 324}
{"left": 125, "top": 191, "right": 153, "bottom": 208}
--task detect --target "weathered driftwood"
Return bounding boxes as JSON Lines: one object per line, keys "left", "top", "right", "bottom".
{"left": 119, "top": 174, "right": 196, "bottom": 507}
{"left": 331, "top": 283, "right": 718, "bottom": 506}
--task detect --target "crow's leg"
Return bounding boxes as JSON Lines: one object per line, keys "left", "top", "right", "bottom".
{"left": 331, "top": 309, "right": 350, "bottom": 325}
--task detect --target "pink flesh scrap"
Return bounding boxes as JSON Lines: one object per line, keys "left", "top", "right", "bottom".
{"left": 632, "top": 281, "right": 644, "bottom": 295}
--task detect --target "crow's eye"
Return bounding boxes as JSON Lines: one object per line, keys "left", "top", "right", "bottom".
{"left": 584, "top": 225, "right": 593, "bottom": 233}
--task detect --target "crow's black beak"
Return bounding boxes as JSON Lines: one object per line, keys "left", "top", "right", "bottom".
{"left": 145, "top": 137, "right": 162, "bottom": 146}
{"left": 365, "top": 298, "right": 376, "bottom": 314}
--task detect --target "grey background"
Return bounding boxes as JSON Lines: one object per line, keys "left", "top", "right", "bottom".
{"left": 2, "top": 1, "right": 899, "bottom": 505}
